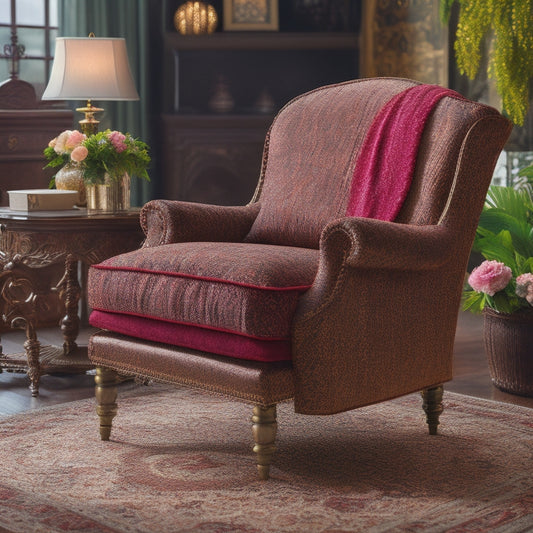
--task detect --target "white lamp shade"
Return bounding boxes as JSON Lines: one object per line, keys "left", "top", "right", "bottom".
{"left": 42, "top": 37, "right": 140, "bottom": 101}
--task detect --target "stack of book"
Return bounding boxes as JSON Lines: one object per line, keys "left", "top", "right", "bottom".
{"left": 8, "top": 189, "right": 79, "bottom": 211}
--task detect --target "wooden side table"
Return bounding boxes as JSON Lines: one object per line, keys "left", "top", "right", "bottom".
{"left": 0, "top": 208, "right": 144, "bottom": 395}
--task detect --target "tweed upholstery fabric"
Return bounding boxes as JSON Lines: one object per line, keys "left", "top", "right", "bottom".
{"left": 245, "top": 78, "right": 498, "bottom": 247}
{"left": 89, "top": 331, "right": 295, "bottom": 406}
{"left": 88, "top": 242, "right": 318, "bottom": 346}
{"left": 140, "top": 200, "right": 260, "bottom": 248}
{"left": 245, "top": 79, "right": 412, "bottom": 247}
{"left": 244, "top": 78, "right": 420, "bottom": 247}
{"left": 88, "top": 78, "right": 513, "bottom": 415}
{"left": 290, "top": 115, "right": 512, "bottom": 413}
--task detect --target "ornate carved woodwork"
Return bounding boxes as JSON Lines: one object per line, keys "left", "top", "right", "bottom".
{"left": 0, "top": 211, "right": 144, "bottom": 395}
{"left": 0, "top": 77, "right": 74, "bottom": 328}
{"left": 0, "top": 78, "right": 38, "bottom": 110}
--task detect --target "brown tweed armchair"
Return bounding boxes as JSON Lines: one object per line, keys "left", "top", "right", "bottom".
{"left": 87, "top": 78, "right": 512, "bottom": 480}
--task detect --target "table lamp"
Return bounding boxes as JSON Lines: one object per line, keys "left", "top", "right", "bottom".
{"left": 42, "top": 35, "right": 139, "bottom": 135}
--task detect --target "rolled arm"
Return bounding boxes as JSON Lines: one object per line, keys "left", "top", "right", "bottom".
{"left": 292, "top": 217, "right": 462, "bottom": 415}
{"left": 140, "top": 199, "right": 261, "bottom": 247}
{"left": 298, "top": 217, "right": 456, "bottom": 317}
{"left": 321, "top": 216, "right": 455, "bottom": 271}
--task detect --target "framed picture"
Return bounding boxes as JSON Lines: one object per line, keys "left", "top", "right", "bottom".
{"left": 223, "top": 0, "right": 279, "bottom": 31}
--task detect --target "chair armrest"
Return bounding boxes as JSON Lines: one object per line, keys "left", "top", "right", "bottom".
{"left": 322, "top": 216, "right": 454, "bottom": 271}
{"left": 299, "top": 217, "right": 456, "bottom": 316}
{"left": 292, "top": 217, "right": 461, "bottom": 415}
{"left": 140, "top": 200, "right": 261, "bottom": 247}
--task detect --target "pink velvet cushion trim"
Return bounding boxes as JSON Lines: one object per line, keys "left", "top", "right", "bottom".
{"left": 89, "top": 309, "right": 292, "bottom": 362}
{"left": 346, "top": 84, "right": 463, "bottom": 220}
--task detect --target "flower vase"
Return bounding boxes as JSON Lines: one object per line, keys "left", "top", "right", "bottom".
{"left": 86, "top": 173, "right": 131, "bottom": 214}
{"left": 54, "top": 163, "right": 87, "bottom": 207}
{"left": 483, "top": 308, "right": 533, "bottom": 397}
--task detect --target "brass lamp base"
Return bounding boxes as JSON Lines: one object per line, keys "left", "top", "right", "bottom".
{"left": 76, "top": 99, "right": 103, "bottom": 135}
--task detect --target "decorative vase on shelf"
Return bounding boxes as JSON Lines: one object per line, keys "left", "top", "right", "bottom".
{"left": 174, "top": 1, "right": 218, "bottom": 35}
{"left": 54, "top": 162, "right": 87, "bottom": 207}
{"left": 483, "top": 308, "right": 533, "bottom": 397}
{"left": 86, "top": 173, "right": 130, "bottom": 214}
{"left": 209, "top": 75, "right": 235, "bottom": 114}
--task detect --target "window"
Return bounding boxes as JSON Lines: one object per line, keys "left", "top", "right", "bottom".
{"left": 0, "top": 0, "right": 58, "bottom": 97}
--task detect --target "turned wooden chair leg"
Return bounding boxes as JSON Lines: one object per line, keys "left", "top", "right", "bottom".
{"left": 95, "top": 366, "right": 119, "bottom": 441}
{"left": 251, "top": 404, "right": 277, "bottom": 480}
{"left": 421, "top": 385, "right": 444, "bottom": 435}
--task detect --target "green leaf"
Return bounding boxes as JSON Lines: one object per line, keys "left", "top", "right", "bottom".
{"left": 478, "top": 212, "right": 533, "bottom": 258}
{"left": 492, "top": 292, "right": 514, "bottom": 314}
{"left": 518, "top": 165, "right": 533, "bottom": 179}
{"left": 477, "top": 186, "right": 533, "bottom": 260}
{"left": 485, "top": 186, "right": 530, "bottom": 218}
{"left": 520, "top": 256, "right": 533, "bottom": 274}
{"left": 474, "top": 232, "right": 518, "bottom": 270}
{"left": 462, "top": 290, "right": 486, "bottom": 314}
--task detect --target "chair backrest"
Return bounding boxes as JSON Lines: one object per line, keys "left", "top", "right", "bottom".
{"left": 244, "top": 77, "right": 508, "bottom": 249}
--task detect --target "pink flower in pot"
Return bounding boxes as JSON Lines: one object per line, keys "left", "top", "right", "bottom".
{"left": 468, "top": 260, "right": 513, "bottom": 296}
{"left": 516, "top": 273, "right": 533, "bottom": 305}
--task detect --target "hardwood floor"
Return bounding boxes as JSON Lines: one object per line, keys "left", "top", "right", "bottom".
{"left": 1, "top": 311, "right": 532, "bottom": 417}
{"left": 0, "top": 327, "right": 97, "bottom": 417}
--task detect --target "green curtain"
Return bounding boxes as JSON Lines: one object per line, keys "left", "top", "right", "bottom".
{"left": 58, "top": 0, "right": 158, "bottom": 205}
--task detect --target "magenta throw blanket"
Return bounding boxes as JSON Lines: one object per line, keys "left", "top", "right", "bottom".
{"left": 346, "top": 84, "right": 462, "bottom": 220}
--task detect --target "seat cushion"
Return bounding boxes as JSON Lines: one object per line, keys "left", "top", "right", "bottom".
{"left": 88, "top": 242, "right": 319, "bottom": 362}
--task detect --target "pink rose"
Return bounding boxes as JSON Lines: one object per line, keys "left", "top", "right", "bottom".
{"left": 468, "top": 260, "right": 512, "bottom": 296}
{"left": 54, "top": 130, "right": 71, "bottom": 154}
{"left": 71, "top": 145, "right": 89, "bottom": 162}
{"left": 65, "top": 130, "right": 86, "bottom": 150}
{"left": 516, "top": 273, "right": 533, "bottom": 305}
{"left": 107, "top": 131, "right": 127, "bottom": 153}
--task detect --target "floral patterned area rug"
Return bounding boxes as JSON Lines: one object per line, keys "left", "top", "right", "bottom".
{"left": 0, "top": 384, "right": 532, "bottom": 532}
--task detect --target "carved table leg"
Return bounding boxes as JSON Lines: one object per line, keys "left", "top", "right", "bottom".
{"left": 252, "top": 404, "right": 277, "bottom": 480}
{"left": 61, "top": 254, "right": 81, "bottom": 354}
{"left": 1, "top": 258, "right": 43, "bottom": 395}
{"left": 421, "top": 385, "right": 444, "bottom": 435}
{"left": 24, "top": 334, "right": 41, "bottom": 396}
{"left": 8, "top": 315, "right": 42, "bottom": 396}
{"left": 95, "top": 367, "right": 119, "bottom": 441}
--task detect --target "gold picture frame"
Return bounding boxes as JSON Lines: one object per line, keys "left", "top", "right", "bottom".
{"left": 223, "top": 0, "right": 279, "bottom": 31}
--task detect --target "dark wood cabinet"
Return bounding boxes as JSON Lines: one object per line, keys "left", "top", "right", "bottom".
{"left": 0, "top": 108, "right": 74, "bottom": 206}
{"left": 160, "top": 5, "right": 361, "bottom": 205}
{"left": 0, "top": 78, "right": 73, "bottom": 207}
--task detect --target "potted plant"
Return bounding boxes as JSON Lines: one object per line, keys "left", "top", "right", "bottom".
{"left": 44, "top": 129, "right": 150, "bottom": 213}
{"left": 463, "top": 177, "right": 533, "bottom": 396}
